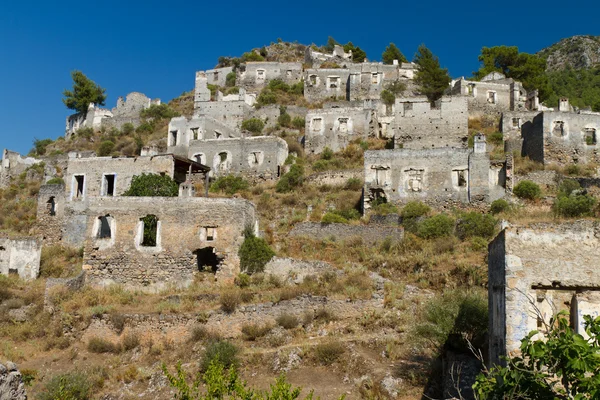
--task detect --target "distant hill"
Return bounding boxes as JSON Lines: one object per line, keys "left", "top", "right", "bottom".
{"left": 538, "top": 35, "right": 600, "bottom": 71}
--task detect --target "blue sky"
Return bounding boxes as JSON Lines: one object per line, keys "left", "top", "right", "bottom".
{"left": 1, "top": 0, "right": 598, "bottom": 155}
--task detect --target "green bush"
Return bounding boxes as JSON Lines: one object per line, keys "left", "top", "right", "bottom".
{"left": 234, "top": 273, "right": 250, "bottom": 288}
{"left": 315, "top": 341, "right": 345, "bottom": 365}
{"left": 241, "top": 323, "right": 272, "bottom": 341}
{"left": 415, "top": 289, "right": 487, "bottom": 352}
{"left": 219, "top": 290, "right": 241, "bottom": 313}
{"left": 553, "top": 182, "right": 597, "bottom": 217}
{"left": 400, "top": 201, "right": 430, "bottom": 219}
{"left": 292, "top": 116, "right": 305, "bottom": 129}
{"left": 276, "top": 313, "right": 299, "bottom": 329}
{"left": 490, "top": 199, "right": 510, "bottom": 214}
{"left": 381, "top": 89, "right": 395, "bottom": 106}
{"left": 241, "top": 118, "right": 265, "bottom": 134}
{"left": 344, "top": 177, "right": 362, "bottom": 191}
{"left": 121, "top": 123, "right": 135, "bottom": 135}
{"left": 321, "top": 147, "right": 334, "bottom": 160}
{"left": 372, "top": 202, "right": 399, "bottom": 215}
{"left": 122, "top": 332, "right": 140, "bottom": 351}
{"left": 417, "top": 214, "right": 454, "bottom": 239}
{"left": 278, "top": 112, "right": 291, "bottom": 127}
{"left": 123, "top": 173, "right": 179, "bottom": 197}
{"left": 140, "top": 103, "right": 179, "bottom": 119}
{"left": 38, "top": 373, "right": 92, "bottom": 400}
{"left": 256, "top": 90, "right": 277, "bottom": 107}
{"left": 225, "top": 71, "right": 236, "bottom": 87}
{"left": 210, "top": 175, "right": 249, "bottom": 195}
{"left": 97, "top": 140, "right": 115, "bottom": 156}
{"left": 276, "top": 164, "right": 304, "bottom": 193}
{"left": 558, "top": 179, "right": 581, "bottom": 196}
{"left": 488, "top": 132, "right": 504, "bottom": 146}
{"left": 201, "top": 340, "right": 239, "bottom": 372}
{"left": 455, "top": 212, "right": 497, "bottom": 240}
{"left": 513, "top": 180, "right": 542, "bottom": 200}
{"left": 31, "top": 138, "right": 54, "bottom": 156}
{"left": 239, "top": 230, "right": 275, "bottom": 274}
{"left": 321, "top": 212, "right": 348, "bottom": 224}
{"left": 241, "top": 52, "right": 264, "bottom": 62}
{"left": 46, "top": 177, "right": 65, "bottom": 185}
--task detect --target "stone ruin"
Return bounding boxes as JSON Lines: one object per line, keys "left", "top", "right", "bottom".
{"left": 0, "top": 362, "right": 27, "bottom": 400}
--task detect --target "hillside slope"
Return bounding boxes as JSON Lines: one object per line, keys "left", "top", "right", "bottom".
{"left": 538, "top": 35, "right": 600, "bottom": 71}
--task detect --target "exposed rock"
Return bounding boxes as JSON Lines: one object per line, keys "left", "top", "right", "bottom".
{"left": 380, "top": 374, "right": 402, "bottom": 398}
{"left": 538, "top": 35, "right": 600, "bottom": 71}
{"left": 7, "top": 304, "right": 35, "bottom": 323}
{"left": 0, "top": 362, "right": 27, "bottom": 400}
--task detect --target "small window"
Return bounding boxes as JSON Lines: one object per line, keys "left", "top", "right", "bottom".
{"left": 312, "top": 118, "right": 323, "bottom": 132}
{"left": 456, "top": 170, "right": 467, "bottom": 187}
{"left": 47, "top": 197, "right": 56, "bottom": 216}
{"left": 487, "top": 91, "right": 497, "bottom": 104}
{"left": 328, "top": 77, "right": 339, "bottom": 89}
{"left": 553, "top": 121, "right": 565, "bottom": 137}
{"left": 213, "top": 71, "right": 219, "bottom": 81}
{"left": 405, "top": 169, "right": 424, "bottom": 192}
{"left": 404, "top": 102, "right": 413, "bottom": 112}
{"left": 74, "top": 175, "right": 84, "bottom": 198}
{"left": 170, "top": 130, "right": 178, "bottom": 146}
{"left": 97, "top": 215, "right": 112, "bottom": 239}
{"left": 371, "top": 73, "right": 378, "bottom": 84}
{"left": 194, "top": 153, "right": 206, "bottom": 165}
{"left": 102, "top": 174, "right": 115, "bottom": 196}
{"left": 338, "top": 118, "right": 349, "bottom": 133}
{"left": 257, "top": 69, "right": 266, "bottom": 80}
{"left": 248, "top": 151, "right": 263, "bottom": 166}
{"left": 140, "top": 215, "right": 158, "bottom": 247}
{"left": 203, "top": 227, "right": 216, "bottom": 241}
{"left": 191, "top": 127, "right": 199, "bottom": 140}
{"left": 585, "top": 128, "right": 597, "bottom": 145}
{"left": 286, "top": 70, "right": 292, "bottom": 77}
{"left": 512, "top": 118, "right": 520, "bottom": 129}
{"left": 309, "top": 75, "right": 317, "bottom": 85}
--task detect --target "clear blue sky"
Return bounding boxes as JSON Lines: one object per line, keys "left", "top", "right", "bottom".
{"left": 1, "top": 0, "right": 597, "bottom": 155}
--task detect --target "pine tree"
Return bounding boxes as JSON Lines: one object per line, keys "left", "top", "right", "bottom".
{"left": 382, "top": 43, "right": 407, "bottom": 64}
{"left": 413, "top": 44, "right": 451, "bottom": 104}
{"left": 62, "top": 70, "right": 107, "bottom": 114}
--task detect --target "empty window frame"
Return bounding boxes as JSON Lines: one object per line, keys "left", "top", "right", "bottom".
{"left": 454, "top": 169, "right": 467, "bottom": 187}
{"left": 312, "top": 118, "right": 323, "bottom": 132}
{"left": 170, "top": 130, "right": 178, "bottom": 146}
{"left": 584, "top": 128, "right": 597, "bottom": 145}
{"left": 73, "top": 175, "right": 85, "bottom": 199}
{"left": 47, "top": 196, "right": 56, "bottom": 216}
{"left": 256, "top": 69, "right": 266, "bottom": 80}
{"left": 512, "top": 118, "right": 520, "bottom": 129}
{"left": 97, "top": 215, "right": 112, "bottom": 239}
{"left": 338, "top": 118, "right": 349, "bottom": 133}
{"left": 140, "top": 215, "right": 158, "bottom": 247}
{"left": 102, "top": 174, "right": 116, "bottom": 196}
{"left": 190, "top": 127, "right": 199, "bottom": 140}
{"left": 405, "top": 168, "right": 424, "bottom": 192}
{"left": 553, "top": 121, "right": 565, "bottom": 137}
{"left": 309, "top": 75, "right": 317, "bottom": 85}
{"left": 371, "top": 73, "right": 379, "bottom": 84}
{"left": 328, "top": 76, "right": 340, "bottom": 89}
{"left": 487, "top": 91, "right": 497, "bottom": 104}
{"left": 202, "top": 227, "right": 216, "bottom": 242}
{"left": 213, "top": 71, "right": 219, "bottom": 81}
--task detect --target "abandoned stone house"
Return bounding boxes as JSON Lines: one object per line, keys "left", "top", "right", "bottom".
{"left": 168, "top": 135, "right": 288, "bottom": 180}
{"left": 237, "top": 62, "right": 303, "bottom": 90}
{"left": 36, "top": 153, "right": 259, "bottom": 289}
{"left": 488, "top": 221, "right": 600, "bottom": 367}
{"left": 304, "top": 45, "right": 353, "bottom": 67}
{"left": 394, "top": 96, "right": 469, "bottom": 149}
{"left": 303, "top": 62, "right": 415, "bottom": 103}
{"left": 0, "top": 237, "right": 42, "bottom": 280}
{"left": 65, "top": 92, "right": 160, "bottom": 138}
{"left": 450, "top": 72, "right": 537, "bottom": 114}
{"left": 363, "top": 134, "right": 510, "bottom": 209}
{"left": 205, "top": 66, "right": 234, "bottom": 87}
{"left": 305, "top": 103, "right": 378, "bottom": 154}
{"left": 1, "top": 149, "right": 44, "bottom": 189}
{"left": 503, "top": 98, "right": 600, "bottom": 165}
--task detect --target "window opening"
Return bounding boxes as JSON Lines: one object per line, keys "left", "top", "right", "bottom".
{"left": 312, "top": 118, "right": 322, "bottom": 132}
{"left": 171, "top": 130, "right": 178, "bottom": 146}
{"left": 193, "top": 247, "right": 222, "bottom": 273}
{"left": 47, "top": 197, "right": 56, "bottom": 216}
{"left": 140, "top": 215, "right": 158, "bottom": 247}
{"left": 406, "top": 169, "right": 424, "bottom": 192}
{"left": 309, "top": 75, "right": 317, "bottom": 85}
{"left": 456, "top": 170, "right": 467, "bottom": 187}
{"left": 103, "top": 174, "right": 115, "bottom": 196}
{"left": 512, "top": 118, "right": 520, "bottom": 129}
{"left": 98, "top": 215, "right": 111, "bottom": 239}
{"left": 487, "top": 91, "right": 497, "bottom": 104}
{"left": 553, "top": 121, "right": 565, "bottom": 137}
{"left": 585, "top": 128, "right": 597, "bottom": 145}
{"left": 74, "top": 175, "right": 84, "bottom": 198}
{"left": 338, "top": 118, "right": 349, "bottom": 133}
{"left": 191, "top": 127, "right": 199, "bottom": 140}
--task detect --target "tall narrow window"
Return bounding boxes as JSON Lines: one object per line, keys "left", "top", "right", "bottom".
{"left": 171, "top": 130, "right": 178, "bottom": 146}
{"left": 74, "top": 175, "right": 84, "bottom": 198}
{"left": 140, "top": 215, "right": 158, "bottom": 247}
{"left": 97, "top": 215, "right": 112, "bottom": 239}
{"left": 103, "top": 174, "right": 115, "bottom": 196}
{"left": 47, "top": 197, "right": 56, "bottom": 216}
{"left": 191, "top": 127, "right": 199, "bottom": 140}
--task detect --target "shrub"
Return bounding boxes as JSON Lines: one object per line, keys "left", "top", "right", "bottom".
{"left": 372, "top": 202, "right": 399, "bottom": 215}
{"left": 38, "top": 373, "right": 92, "bottom": 400}
{"left": 417, "top": 214, "right": 454, "bottom": 239}
{"left": 238, "top": 230, "right": 275, "bottom": 274}
{"left": 234, "top": 273, "right": 250, "bottom": 288}
{"left": 455, "top": 212, "right": 497, "bottom": 240}
{"left": 31, "top": 138, "right": 54, "bottom": 156}
{"left": 201, "top": 340, "right": 239, "bottom": 372}
{"left": 189, "top": 325, "right": 217, "bottom": 343}
{"left": 400, "top": 201, "right": 430, "bottom": 219}
{"left": 140, "top": 103, "right": 179, "bottom": 120}
{"left": 553, "top": 192, "right": 597, "bottom": 217}
{"left": 110, "top": 313, "right": 126, "bottom": 334}
{"left": 121, "top": 123, "right": 135, "bottom": 135}
{"left": 278, "top": 112, "right": 291, "bottom": 127}
{"left": 321, "top": 212, "right": 348, "bottom": 224}
{"left": 292, "top": 116, "right": 305, "bottom": 129}
{"left": 490, "top": 199, "right": 510, "bottom": 214}
{"left": 241, "top": 118, "right": 265, "bottom": 134}
{"left": 225, "top": 71, "right": 236, "bottom": 87}
{"left": 344, "top": 177, "right": 362, "bottom": 191}
{"left": 219, "top": 290, "right": 241, "bottom": 313}
{"left": 276, "top": 313, "right": 299, "bottom": 329}
{"left": 558, "top": 179, "right": 581, "bottom": 196}
{"left": 241, "top": 323, "right": 272, "bottom": 341}
{"left": 46, "top": 177, "right": 65, "bottom": 185}
{"left": 513, "top": 180, "right": 542, "bottom": 200}
{"left": 123, "top": 173, "right": 178, "bottom": 197}
{"left": 276, "top": 164, "right": 304, "bottom": 193}
{"left": 122, "top": 332, "right": 140, "bottom": 351}
{"left": 488, "top": 132, "right": 504, "bottom": 146}
{"left": 97, "top": 141, "right": 115, "bottom": 156}
{"left": 209, "top": 175, "right": 249, "bottom": 195}
{"left": 315, "top": 341, "right": 345, "bottom": 365}
{"left": 241, "top": 51, "right": 264, "bottom": 62}
{"left": 87, "top": 337, "right": 121, "bottom": 354}
{"left": 256, "top": 90, "right": 277, "bottom": 107}
{"left": 321, "top": 147, "right": 334, "bottom": 160}
{"left": 381, "top": 89, "right": 395, "bottom": 106}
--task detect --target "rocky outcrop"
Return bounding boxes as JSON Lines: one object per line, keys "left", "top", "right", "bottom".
{"left": 538, "top": 35, "right": 600, "bottom": 71}
{"left": 0, "top": 362, "right": 27, "bottom": 400}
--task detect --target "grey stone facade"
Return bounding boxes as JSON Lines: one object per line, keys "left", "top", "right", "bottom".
{"left": 0, "top": 237, "right": 42, "bottom": 280}
{"left": 363, "top": 134, "right": 508, "bottom": 209}
{"left": 394, "top": 96, "right": 469, "bottom": 149}
{"left": 0, "top": 149, "right": 46, "bottom": 189}
{"left": 237, "top": 62, "right": 303, "bottom": 90}
{"left": 488, "top": 221, "right": 600, "bottom": 367}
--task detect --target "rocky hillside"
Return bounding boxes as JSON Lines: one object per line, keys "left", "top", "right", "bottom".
{"left": 538, "top": 35, "right": 600, "bottom": 71}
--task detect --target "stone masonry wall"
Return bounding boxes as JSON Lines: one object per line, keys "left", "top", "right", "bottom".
{"left": 540, "top": 111, "right": 600, "bottom": 165}
{"left": 0, "top": 237, "right": 42, "bottom": 280}
{"left": 238, "top": 62, "right": 303, "bottom": 91}
{"left": 305, "top": 107, "right": 374, "bottom": 154}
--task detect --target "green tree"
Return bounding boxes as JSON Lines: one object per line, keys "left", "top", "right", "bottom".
{"left": 238, "top": 228, "right": 275, "bottom": 274}
{"left": 343, "top": 42, "right": 367, "bottom": 62}
{"left": 413, "top": 44, "right": 451, "bottom": 104}
{"left": 123, "top": 173, "right": 179, "bottom": 197}
{"left": 324, "top": 36, "right": 338, "bottom": 53}
{"left": 474, "top": 313, "right": 600, "bottom": 399}
{"left": 62, "top": 70, "right": 107, "bottom": 114}
{"left": 382, "top": 43, "right": 407, "bottom": 64}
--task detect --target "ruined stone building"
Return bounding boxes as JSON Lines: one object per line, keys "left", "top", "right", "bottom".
{"left": 36, "top": 153, "right": 258, "bottom": 290}
{"left": 65, "top": 92, "right": 160, "bottom": 137}
{"left": 0, "top": 238, "right": 42, "bottom": 280}
{"left": 502, "top": 98, "right": 600, "bottom": 165}
{"left": 363, "top": 134, "right": 510, "bottom": 209}
{"left": 304, "top": 45, "right": 353, "bottom": 67}
{"left": 394, "top": 96, "right": 469, "bottom": 149}
{"left": 488, "top": 221, "right": 600, "bottom": 367}
{"left": 237, "top": 62, "right": 303, "bottom": 90}
{"left": 304, "top": 62, "right": 415, "bottom": 103}
{"left": 1, "top": 149, "right": 45, "bottom": 189}
{"left": 451, "top": 72, "right": 537, "bottom": 114}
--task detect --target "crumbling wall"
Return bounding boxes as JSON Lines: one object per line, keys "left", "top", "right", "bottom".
{"left": 500, "top": 111, "right": 540, "bottom": 154}
{"left": 206, "top": 66, "right": 234, "bottom": 87}
{"left": 488, "top": 221, "right": 600, "bottom": 367}
{"left": 237, "top": 62, "right": 302, "bottom": 91}
{"left": 304, "top": 106, "right": 374, "bottom": 154}
{"left": 78, "top": 197, "right": 257, "bottom": 290}
{"left": 36, "top": 183, "right": 66, "bottom": 244}
{"left": 167, "top": 115, "right": 239, "bottom": 157}
{"left": 394, "top": 96, "right": 469, "bottom": 149}
{"left": 0, "top": 237, "right": 42, "bottom": 280}
{"left": 304, "top": 68, "right": 352, "bottom": 102}
{"left": 186, "top": 136, "right": 288, "bottom": 180}
{"left": 288, "top": 222, "right": 403, "bottom": 244}
{"left": 0, "top": 149, "right": 44, "bottom": 189}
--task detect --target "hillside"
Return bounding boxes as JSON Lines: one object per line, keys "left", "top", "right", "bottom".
{"left": 538, "top": 35, "right": 600, "bottom": 71}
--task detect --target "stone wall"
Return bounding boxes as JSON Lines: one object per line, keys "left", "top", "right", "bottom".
{"left": 451, "top": 77, "right": 524, "bottom": 114}
{"left": 206, "top": 66, "right": 234, "bottom": 87}
{"left": 167, "top": 115, "right": 238, "bottom": 155}
{"left": 363, "top": 136, "right": 505, "bottom": 209}
{"left": 237, "top": 62, "right": 303, "bottom": 91}
{"left": 488, "top": 221, "right": 600, "bottom": 367}
{"left": 0, "top": 237, "right": 42, "bottom": 280}
{"left": 394, "top": 96, "right": 469, "bottom": 149}
{"left": 77, "top": 197, "right": 258, "bottom": 290}
{"left": 304, "top": 106, "right": 375, "bottom": 154}
{"left": 305, "top": 169, "right": 362, "bottom": 186}
{"left": 288, "top": 222, "right": 403, "bottom": 244}
{"left": 36, "top": 183, "right": 66, "bottom": 244}
{"left": 0, "top": 149, "right": 45, "bottom": 189}
{"left": 304, "top": 68, "right": 352, "bottom": 102}
{"left": 185, "top": 136, "right": 288, "bottom": 180}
